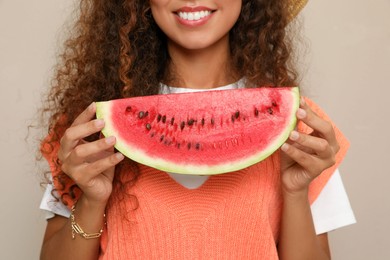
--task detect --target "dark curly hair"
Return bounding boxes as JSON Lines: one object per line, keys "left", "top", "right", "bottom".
{"left": 40, "top": 0, "right": 299, "bottom": 207}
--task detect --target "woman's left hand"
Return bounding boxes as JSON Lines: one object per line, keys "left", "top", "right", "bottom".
{"left": 280, "top": 98, "right": 340, "bottom": 195}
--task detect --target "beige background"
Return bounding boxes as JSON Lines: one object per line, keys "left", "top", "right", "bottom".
{"left": 1, "top": 0, "right": 389, "bottom": 259}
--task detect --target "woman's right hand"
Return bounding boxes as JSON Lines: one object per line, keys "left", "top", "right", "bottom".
{"left": 57, "top": 102, "right": 125, "bottom": 205}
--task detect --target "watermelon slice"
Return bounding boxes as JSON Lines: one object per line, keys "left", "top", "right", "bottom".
{"left": 96, "top": 87, "right": 299, "bottom": 175}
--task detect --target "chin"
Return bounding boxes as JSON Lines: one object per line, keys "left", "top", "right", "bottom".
{"left": 181, "top": 42, "right": 213, "bottom": 50}
{"left": 170, "top": 35, "right": 227, "bottom": 52}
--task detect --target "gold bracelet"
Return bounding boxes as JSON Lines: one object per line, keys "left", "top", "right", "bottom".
{"left": 70, "top": 204, "right": 106, "bottom": 240}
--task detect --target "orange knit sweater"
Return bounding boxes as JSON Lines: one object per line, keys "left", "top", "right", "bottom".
{"left": 43, "top": 98, "right": 349, "bottom": 259}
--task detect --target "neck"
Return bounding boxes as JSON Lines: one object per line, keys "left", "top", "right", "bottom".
{"left": 166, "top": 35, "right": 238, "bottom": 89}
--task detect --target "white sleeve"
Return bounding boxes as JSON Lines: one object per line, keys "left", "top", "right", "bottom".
{"left": 39, "top": 181, "right": 71, "bottom": 219}
{"left": 310, "top": 169, "right": 356, "bottom": 234}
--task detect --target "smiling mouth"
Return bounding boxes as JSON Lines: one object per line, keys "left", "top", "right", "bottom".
{"left": 176, "top": 10, "right": 214, "bottom": 21}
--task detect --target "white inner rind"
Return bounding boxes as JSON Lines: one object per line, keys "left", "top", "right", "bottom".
{"left": 96, "top": 87, "right": 300, "bottom": 175}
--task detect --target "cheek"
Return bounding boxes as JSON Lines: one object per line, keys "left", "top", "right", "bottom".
{"left": 229, "top": 0, "right": 242, "bottom": 17}
{"left": 149, "top": 0, "right": 169, "bottom": 7}
{"left": 149, "top": 0, "right": 171, "bottom": 14}
{"left": 218, "top": 0, "right": 242, "bottom": 24}
{"left": 150, "top": 1, "right": 170, "bottom": 30}
{"left": 220, "top": 1, "right": 242, "bottom": 32}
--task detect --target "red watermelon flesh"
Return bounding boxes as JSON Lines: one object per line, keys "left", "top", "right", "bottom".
{"left": 96, "top": 87, "right": 299, "bottom": 175}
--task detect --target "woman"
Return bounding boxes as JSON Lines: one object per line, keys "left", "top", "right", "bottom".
{"left": 39, "top": 0, "right": 353, "bottom": 259}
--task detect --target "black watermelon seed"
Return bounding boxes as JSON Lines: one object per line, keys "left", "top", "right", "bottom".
{"left": 145, "top": 123, "right": 151, "bottom": 130}
{"left": 180, "top": 121, "right": 185, "bottom": 130}
{"left": 160, "top": 135, "right": 164, "bottom": 142}
{"left": 235, "top": 111, "right": 240, "bottom": 119}
{"left": 170, "top": 117, "right": 175, "bottom": 125}
{"left": 267, "top": 108, "right": 273, "bottom": 115}
{"left": 187, "top": 143, "right": 191, "bottom": 150}
{"left": 195, "top": 143, "right": 200, "bottom": 150}
{"left": 231, "top": 115, "right": 235, "bottom": 122}
{"left": 125, "top": 106, "right": 132, "bottom": 112}
{"left": 201, "top": 118, "right": 205, "bottom": 126}
{"left": 176, "top": 143, "right": 181, "bottom": 149}
{"left": 211, "top": 118, "right": 215, "bottom": 125}
{"left": 138, "top": 111, "right": 145, "bottom": 119}
{"left": 254, "top": 108, "right": 259, "bottom": 117}
{"left": 272, "top": 101, "right": 277, "bottom": 107}
{"left": 162, "top": 115, "right": 166, "bottom": 123}
{"left": 188, "top": 119, "right": 195, "bottom": 126}
{"left": 157, "top": 114, "right": 162, "bottom": 122}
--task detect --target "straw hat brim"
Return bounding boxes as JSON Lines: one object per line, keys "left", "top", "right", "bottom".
{"left": 289, "top": 0, "right": 308, "bottom": 21}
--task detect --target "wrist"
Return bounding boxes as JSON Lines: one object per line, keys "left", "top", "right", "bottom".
{"left": 71, "top": 204, "right": 105, "bottom": 240}
{"left": 71, "top": 196, "right": 107, "bottom": 240}
{"left": 282, "top": 187, "right": 309, "bottom": 203}
{"left": 73, "top": 196, "right": 107, "bottom": 226}
{"left": 80, "top": 195, "right": 109, "bottom": 211}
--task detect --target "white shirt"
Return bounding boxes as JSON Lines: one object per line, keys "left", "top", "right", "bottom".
{"left": 40, "top": 80, "right": 356, "bottom": 234}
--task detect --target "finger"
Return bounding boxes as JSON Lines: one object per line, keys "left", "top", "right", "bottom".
{"left": 67, "top": 136, "right": 117, "bottom": 165}
{"left": 288, "top": 130, "right": 332, "bottom": 158}
{"left": 285, "top": 136, "right": 314, "bottom": 155}
{"left": 281, "top": 143, "right": 329, "bottom": 178}
{"left": 64, "top": 152, "right": 124, "bottom": 185}
{"left": 297, "top": 99, "right": 338, "bottom": 151}
{"left": 71, "top": 103, "right": 97, "bottom": 127}
{"left": 81, "top": 153, "right": 125, "bottom": 183}
{"left": 60, "top": 119, "right": 105, "bottom": 156}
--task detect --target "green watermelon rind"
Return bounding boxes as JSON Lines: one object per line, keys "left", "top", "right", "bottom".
{"left": 96, "top": 87, "right": 299, "bottom": 175}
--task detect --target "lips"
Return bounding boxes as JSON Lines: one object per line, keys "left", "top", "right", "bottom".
{"left": 177, "top": 10, "right": 212, "bottom": 21}
{"left": 174, "top": 6, "right": 215, "bottom": 25}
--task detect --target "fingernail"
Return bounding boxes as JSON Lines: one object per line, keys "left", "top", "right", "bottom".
{"left": 300, "top": 97, "right": 306, "bottom": 106}
{"left": 297, "top": 108, "right": 306, "bottom": 119}
{"left": 290, "top": 131, "right": 299, "bottom": 141}
{"left": 281, "top": 143, "right": 289, "bottom": 152}
{"left": 95, "top": 119, "right": 105, "bottom": 127}
{"left": 115, "top": 153, "right": 124, "bottom": 160}
{"left": 105, "top": 136, "right": 115, "bottom": 144}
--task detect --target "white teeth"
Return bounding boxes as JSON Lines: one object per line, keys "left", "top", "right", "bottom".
{"left": 194, "top": 12, "right": 200, "bottom": 20}
{"left": 178, "top": 11, "right": 212, "bottom": 21}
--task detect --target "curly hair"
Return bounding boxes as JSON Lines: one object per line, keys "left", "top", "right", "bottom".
{"left": 40, "top": 0, "right": 299, "bottom": 207}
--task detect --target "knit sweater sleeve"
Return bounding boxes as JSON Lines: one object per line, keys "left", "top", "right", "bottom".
{"left": 299, "top": 97, "right": 350, "bottom": 205}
